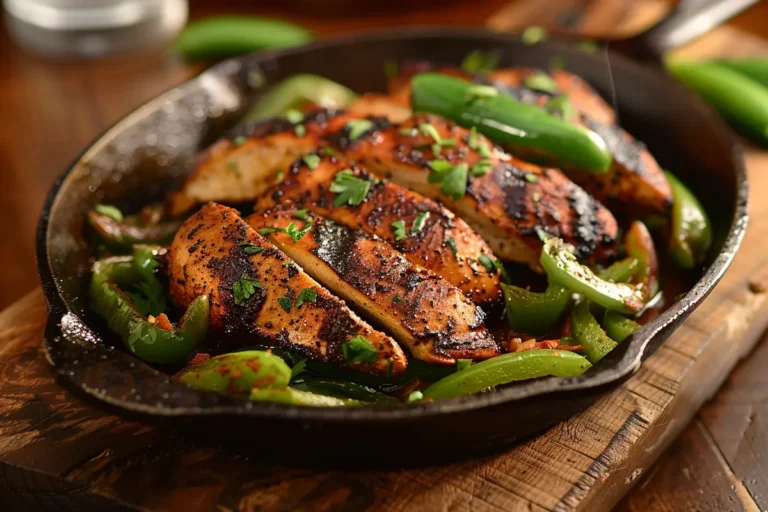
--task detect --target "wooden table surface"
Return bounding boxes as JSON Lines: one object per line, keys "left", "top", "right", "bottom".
{"left": 2, "top": 0, "right": 768, "bottom": 510}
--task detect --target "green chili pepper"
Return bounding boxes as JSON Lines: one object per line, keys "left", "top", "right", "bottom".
{"left": 422, "top": 349, "right": 592, "bottom": 400}
{"left": 666, "top": 60, "right": 768, "bottom": 146}
{"left": 665, "top": 171, "right": 713, "bottom": 269}
{"left": 290, "top": 376, "right": 398, "bottom": 404}
{"left": 245, "top": 74, "right": 357, "bottom": 122}
{"left": 598, "top": 257, "right": 639, "bottom": 283}
{"left": 87, "top": 210, "right": 183, "bottom": 252}
{"left": 602, "top": 310, "right": 641, "bottom": 343}
{"left": 714, "top": 58, "right": 768, "bottom": 88}
{"left": 250, "top": 387, "right": 361, "bottom": 406}
{"left": 540, "top": 238, "right": 645, "bottom": 314}
{"left": 410, "top": 73, "right": 612, "bottom": 173}
{"left": 624, "top": 221, "right": 660, "bottom": 299}
{"left": 501, "top": 281, "right": 571, "bottom": 333}
{"left": 90, "top": 257, "right": 209, "bottom": 364}
{"left": 177, "top": 351, "right": 291, "bottom": 395}
{"left": 175, "top": 16, "right": 312, "bottom": 60}
{"left": 571, "top": 301, "right": 616, "bottom": 364}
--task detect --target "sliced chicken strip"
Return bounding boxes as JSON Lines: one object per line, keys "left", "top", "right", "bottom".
{"left": 168, "top": 202, "right": 407, "bottom": 376}
{"left": 247, "top": 207, "right": 499, "bottom": 364}
{"left": 257, "top": 154, "right": 502, "bottom": 305}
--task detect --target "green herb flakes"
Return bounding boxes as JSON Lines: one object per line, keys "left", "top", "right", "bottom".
{"left": 278, "top": 295, "right": 292, "bottom": 313}
{"left": 522, "top": 26, "right": 548, "bottom": 45}
{"left": 391, "top": 220, "right": 407, "bottom": 242}
{"left": 342, "top": 335, "right": 378, "bottom": 364}
{"left": 525, "top": 173, "right": 538, "bottom": 183}
{"left": 447, "top": 237, "right": 459, "bottom": 255}
{"left": 428, "top": 160, "right": 469, "bottom": 200}
{"left": 321, "top": 146, "right": 336, "bottom": 157}
{"left": 227, "top": 160, "right": 241, "bottom": 178}
{"left": 330, "top": 169, "right": 371, "bottom": 206}
{"left": 393, "top": 295, "right": 403, "bottom": 303}
{"left": 294, "top": 124, "right": 306, "bottom": 136}
{"left": 239, "top": 241, "right": 264, "bottom": 255}
{"left": 412, "top": 212, "right": 430, "bottom": 234}
{"left": 471, "top": 159, "right": 493, "bottom": 177}
{"left": 346, "top": 119, "right": 374, "bottom": 141}
{"left": 460, "top": 50, "right": 501, "bottom": 73}
{"left": 233, "top": 274, "right": 263, "bottom": 306}
{"left": 295, "top": 288, "right": 317, "bottom": 308}
{"left": 544, "top": 94, "right": 576, "bottom": 120}
{"left": 478, "top": 254, "right": 501, "bottom": 274}
{"left": 284, "top": 109, "right": 304, "bottom": 124}
{"left": 233, "top": 135, "right": 247, "bottom": 147}
{"left": 302, "top": 154, "right": 321, "bottom": 169}
{"left": 95, "top": 204, "right": 123, "bottom": 222}
{"left": 523, "top": 71, "right": 558, "bottom": 93}
{"left": 533, "top": 192, "right": 541, "bottom": 203}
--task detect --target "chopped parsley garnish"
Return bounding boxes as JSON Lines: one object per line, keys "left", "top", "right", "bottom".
{"left": 407, "top": 391, "right": 424, "bottom": 403}
{"left": 284, "top": 109, "right": 304, "bottom": 124}
{"left": 95, "top": 204, "right": 123, "bottom": 222}
{"left": 464, "top": 84, "right": 498, "bottom": 104}
{"left": 258, "top": 219, "right": 313, "bottom": 243}
{"left": 321, "top": 146, "right": 336, "bottom": 157}
{"left": 468, "top": 126, "right": 479, "bottom": 149}
{"left": 393, "top": 295, "right": 403, "bottom": 303}
{"left": 233, "top": 135, "right": 247, "bottom": 147}
{"left": 391, "top": 220, "right": 407, "bottom": 242}
{"left": 346, "top": 119, "right": 374, "bottom": 141}
{"left": 533, "top": 192, "right": 541, "bottom": 203}
{"left": 294, "top": 124, "right": 306, "bottom": 136}
{"left": 277, "top": 295, "right": 292, "bottom": 312}
{"left": 330, "top": 169, "right": 371, "bottom": 206}
{"left": 419, "top": 123, "right": 455, "bottom": 156}
{"left": 478, "top": 254, "right": 502, "bottom": 274}
{"left": 292, "top": 209, "right": 310, "bottom": 221}
{"left": 428, "top": 160, "right": 468, "bottom": 200}
{"left": 411, "top": 212, "right": 430, "bottom": 234}
{"left": 544, "top": 94, "right": 576, "bottom": 120}
{"left": 275, "top": 170, "right": 285, "bottom": 181}
{"left": 456, "top": 359, "right": 473, "bottom": 372}
{"left": 460, "top": 49, "right": 501, "bottom": 73}
{"left": 342, "top": 335, "right": 378, "bottom": 364}
{"left": 295, "top": 287, "right": 317, "bottom": 308}
{"left": 525, "top": 173, "right": 538, "bottom": 183}
{"left": 302, "top": 154, "right": 321, "bottom": 169}
{"left": 523, "top": 71, "right": 558, "bottom": 94}
{"left": 398, "top": 127, "right": 416, "bottom": 136}
{"left": 239, "top": 241, "right": 264, "bottom": 255}
{"left": 227, "top": 160, "right": 241, "bottom": 178}
{"left": 478, "top": 143, "right": 492, "bottom": 158}
{"left": 471, "top": 159, "right": 493, "bottom": 177}
{"left": 432, "top": 143, "right": 442, "bottom": 156}
{"left": 291, "top": 359, "right": 307, "bottom": 379}
{"left": 522, "top": 26, "right": 548, "bottom": 45}
{"left": 447, "top": 237, "right": 459, "bottom": 255}
{"left": 232, "top": 273, "right": 263, "bottom": 306}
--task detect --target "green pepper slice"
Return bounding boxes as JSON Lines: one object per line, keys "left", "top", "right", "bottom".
{"left": 665, "top": 171, "right": 712, "bottom": 269}
{"left": 501, "top": 281, "right": 571, "bottom": 333}
{"left": 177, "top": 351, "right": 291, "bottom": 395}
{"left": 571, "top": 301, "right": 617, "bottom": 364}
{"left": 250, "top": 387, "right": 361, "bottom": 407}
{"left": 666, "top": 60, "right": 768, "bottom": 147}
{"left": 598, "top": 257, "right": 639, "bottom": 283}
{"left": 540, "top": 238, "right": 645, "bottom": 314}
{"left": 715, "top": 58, "right": 768, "bottom": 88}
{"left": 290, "top": 376, "right": 398, "bottom": 404}
{"left": 87, "top": 210, "right": 183, "bottom": 252}
{"left": 90, "top": 257, "right": 209, "bottom": 364}
{"left": 246, "top": 74, "right": 357, "bottom": 122}
{"left": 422, "top": 349, "right": 592, "bottom": 400}
{"left": 602, "top": 311, "right": 641, "bottom": 343}
{"left": 175, "top": 16, "right": 312, "bottom": 60}
{"left": 410, "top": 73, "right": 612, "bottom": 173}
{"left": 624, "top": 221, "right": 660, "bottom": 299}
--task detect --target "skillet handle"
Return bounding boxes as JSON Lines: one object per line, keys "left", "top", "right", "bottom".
{"left": 620, "top": 0, "right": 758, "bottom": 60}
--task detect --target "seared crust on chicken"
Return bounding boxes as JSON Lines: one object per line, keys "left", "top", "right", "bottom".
{"left": 347, "top": 93, "right": 411, "bottom": 123}
{"left": 247, "top": 208, "right": 499, "bottom": 364}
{"left": 334, "top": 114, "right": 618, "bottom": 268}
{"left": 257, "top": 154, "right": 502, "bottom": 305}
{"left": 168, "top": 202, "right": 407, "bottom": 375}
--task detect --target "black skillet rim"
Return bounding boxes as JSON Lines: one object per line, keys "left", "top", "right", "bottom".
{"left": 36, "top": 27, "right": 749, "bottom": 421}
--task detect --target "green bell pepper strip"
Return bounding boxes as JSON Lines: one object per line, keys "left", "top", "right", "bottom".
{"left": 598, "top": 257, "right": 639, "bottom": 283}
{"left": 540, "top": 238, "right": 645, "bottom": 314}
{"left": 175, "top": 16, "right": 312, "bottom": 60}
{"left": 87, "top": 210, "right": 183, "bottom": 252}
{"left": 177, "top": 351, "right": 291, "bottom": 395}
{"left": 665, "top": 171, "right": 713, "bottom": 269}
{"left": 624, "top": 221, "right": 660, "bottom": 299}
{"left": 410, "top": 73, "right": 612, "bottom": 173}
{"left": 90, "top": 257, "right": 209, "bottom": 364}
{"left": 245, "top": 74, "right": 357, "bottom": 122}
{"left": 715, "top": 58, "right": 768, "bottom": 88}
{"left": 501, "top": 281, "right": 571, "bottom": 334}
{"left": 290, "top": 377, "right": 398, "bottom": 404}
{"left": 250, "top": 387, "right": 361, "bottom": 407}
{"left": 602, "top": 311, "right": 641, "bottom": 343}
{"left": 666, "top": 60, "right": 768, "bottom": 147}
{"left": 572, "top": 301, "right": 617, "bottom": 364}
{"left": 422, "top": 349, "right": 592, "bottom": 400}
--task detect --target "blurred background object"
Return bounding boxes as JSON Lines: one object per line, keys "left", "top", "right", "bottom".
{"left": 3, "top": 0, "right": 188, "bottom": 57}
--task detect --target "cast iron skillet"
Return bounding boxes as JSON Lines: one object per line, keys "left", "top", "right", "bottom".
{"left": 37, "top": 8, "right": 750, "bottom": 464}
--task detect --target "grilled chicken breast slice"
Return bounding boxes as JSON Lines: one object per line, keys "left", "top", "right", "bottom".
{"left": 347, "top": 94, "right": 411, "bottom": 123}
{"left": 168, "top": 202, "right": 407, "bottom": 376}
{"left": 333, "top": 114, "right": 618, "bottom": 268}
{"left": 257, "top": 154, "right": 502, "bottom": 305}
{"left": 247, "top": 208, "right": 499, "bottom": 364}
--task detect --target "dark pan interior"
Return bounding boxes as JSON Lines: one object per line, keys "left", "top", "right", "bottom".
{"left": 37, "top": 28, "right": 747, "bottom": 462}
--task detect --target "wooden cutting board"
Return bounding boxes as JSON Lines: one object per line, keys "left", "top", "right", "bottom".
{"left": 2, "top": 2, "right": 768, "bottom": 511}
